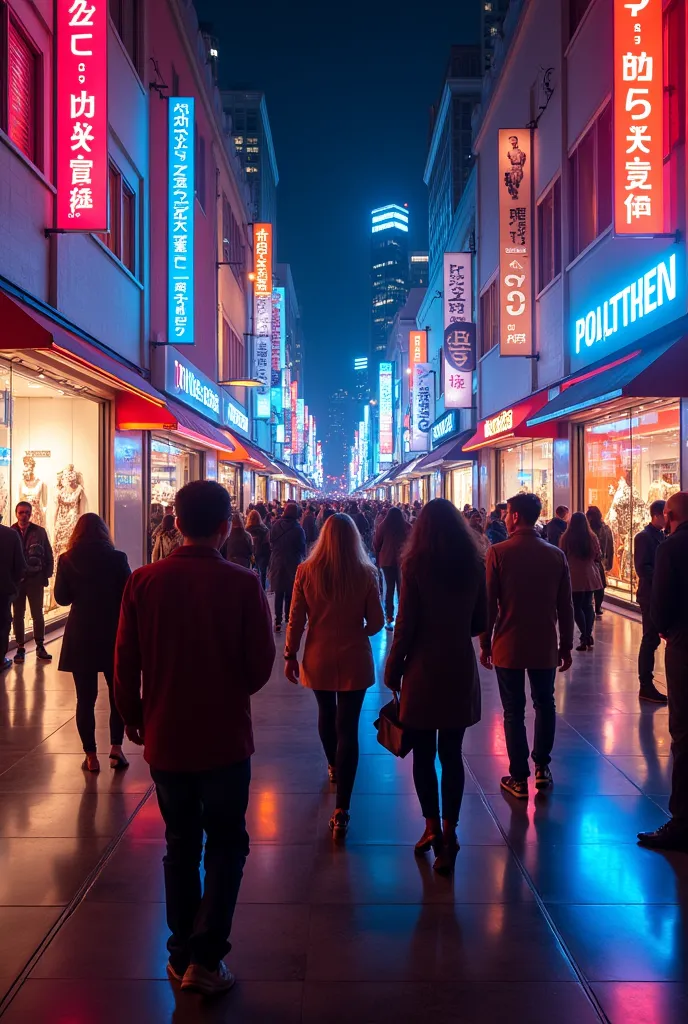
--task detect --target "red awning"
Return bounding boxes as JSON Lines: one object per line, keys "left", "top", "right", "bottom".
{"left": 115, "top": 392, "right": 235, "bottom": 455}
{"left": 219, "top": 434, "right": 280, "bottom": 473}
{"left": 0, "top": 290, "right": 166, "bottom": 406}
{"left": 462, "top": 392, "right": 555, "bottom": 451}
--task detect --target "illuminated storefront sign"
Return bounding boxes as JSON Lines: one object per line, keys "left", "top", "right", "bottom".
{"left": 156, "top": 348, "right": 249, "bottom": 435}
{"left": 379, "top": 362, "right": 394, "bottom": 462}
{"left": 443, "top": 254, "right": 474, "bottom": 408}
{"left": 56, "top": 0, "right": 108, "bottom": 231}
{"left": 174, "top": 360, "right": 220, "bottom": 417}
{"left": 573, "top": 252, "right": 678, "bottom": 360}
{"left": 253, "top": 224, "right": 273, "bottom": 296}
{"left": 282, "top": 367, "right": 292, "bottom": 455}
{"left": 498, "top": 130, "right": 533, "bottom": 356}
{"left": 484, "top": 408, "right": 514, "bottom": 439}
{"left": 290, "top": 381, "right": 298, "bottom": 457}
{"left": 167, "top": 98, "right": 195, "bottom": 344}
{"left": 409, "top": 330, "right": 427, "bottom": 368}
{"left": 430, "top": 410, "right": 458, "bottom": 448}
{"left": 296, "top": 398, "right": 305, "bottom": 459}
{"left": 411, "top": 363, "right": 434, "bottom": 452}
{"left": 271, "top": 288, "right": 285, "bottom": 413}
{"left": 614, "top": 0, "right": 664, "bottom": 234}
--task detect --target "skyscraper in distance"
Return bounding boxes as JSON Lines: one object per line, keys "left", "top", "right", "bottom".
{"left": 353, "top": 356, "right": 369, "bottom": 406}
{"left": 370, "top": 204, "right": 409, "bottom": 363}
{"left": 221, "top": 90, "right": 279, "bottom": 226}
{"left": 409, "top": 252, "right": 429, "bottom": 288}
{"left": 324, "top": 387, "right": 351, "bottom": 483}
{"left": 481, "top": 0, "right": 510, "bottom": 71}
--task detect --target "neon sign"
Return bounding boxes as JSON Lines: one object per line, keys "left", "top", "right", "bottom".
{"left": 484, "top": 409, "right": 514, "bottom": 438}
{"left": 168, "top": 98, "right": 195, "bottom": 344}
{"left": 56, "top": 0, "right": 108, "bottom": 231}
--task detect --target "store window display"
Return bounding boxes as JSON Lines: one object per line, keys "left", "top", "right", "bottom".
{"left": 584, "top": 401, "right": 680, "bottom": 598}
{"left": 450, "top": 464, "right": 473, "bottom": 511}
{"left": 499, "top": 441, "right": 553, "bottom": 522}
{"left": 0, "top": 361, "right": 101, "bottom": 627}
{"left": 218, "top": 462, "right": 240, "bottom": 509}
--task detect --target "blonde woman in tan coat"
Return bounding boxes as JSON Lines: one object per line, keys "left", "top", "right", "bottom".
{"left": 285, "top": 513, "right": 385, "bottom": 836}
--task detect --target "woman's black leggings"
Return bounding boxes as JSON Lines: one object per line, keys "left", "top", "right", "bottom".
{"left": 312, "top": 689, "right": 366, "bottom": 810}
{"left": 412, "top": 728, "right": 467, "bottom": 827}
{"left": 73, "top": 670, "right": 125, "bottom": 754}
{"left": 572, "top": 590, "right": 595, "bottom": 642}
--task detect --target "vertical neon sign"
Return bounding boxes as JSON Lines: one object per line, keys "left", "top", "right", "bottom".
{"left": 168, "top": 98, "right": 195, "bottom": 344}
{"left": 56, "top": 0, "right": 108, "bottom": 231}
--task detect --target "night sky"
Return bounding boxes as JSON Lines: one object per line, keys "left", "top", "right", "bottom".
{"left": 195, "top": 0, "right": 480, "bottom": 435}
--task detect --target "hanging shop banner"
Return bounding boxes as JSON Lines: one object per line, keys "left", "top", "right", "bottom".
{"left": 409, "top": 329, "right": 428, "bottom": 369}
{"left": 283, "top": 368, "right": 292, "bottom": 455}
{"left": 166, "top": 98, "right": 195, "bottom": 345}
{"left": 253, "top": 292, "right": 271, "bottom": 419}
{"left": 296, "top": 398, "right": 305, "bottom": 459}
{"left": 56, "top": 0, "right": 108, "bottom": 231}
{"left": 271, "top": 288, "right": 285, "bottom": 413}
{"left": 613, "top": 0, "right": 663, "bottom": 235}
{"left": 443, "top": 253, "right": 474, "bottom": 408}
{"left": 498, "top": 129, "right": 533, "bottom": 357}
{"left": 290, "top": 381, "right": 298, "bottom": 458}
{"left": 253, "top": 224, "right": 273, "bottom": 296}
{"left": 411, "top": 363, "right": 434, "bottom": 452}
{"left": 379, "top": 362, "right": 394, "bottom": 462}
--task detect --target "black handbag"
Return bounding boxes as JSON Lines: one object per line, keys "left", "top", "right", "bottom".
{"left": 374, "top": 693, "right": 413, "bottom": 758}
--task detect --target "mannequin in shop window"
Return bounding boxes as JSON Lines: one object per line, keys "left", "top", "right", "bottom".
{"left": 54, "top": 465, "right": 85, "bottom": 560}
{"left": 19, "top": 456, "right": 47, "bottom": 528}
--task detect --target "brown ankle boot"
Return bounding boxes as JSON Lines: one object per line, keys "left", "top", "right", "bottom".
{"left": 414, "top": 817, "right": 441, "bottom": 855}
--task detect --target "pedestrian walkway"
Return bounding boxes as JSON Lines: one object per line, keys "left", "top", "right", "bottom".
{"left": 0, "top": 610, "right": 686, "bottom": 1022}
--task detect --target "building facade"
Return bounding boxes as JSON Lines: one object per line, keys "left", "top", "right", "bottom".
{"left": 468, "top": 0, "right": 688, "bottom": 606}
{"left": 409, "top": 252, "right": 429, "bottom": 288}
{"left": 370, "top": 204, "right": 410, "bottom": 361}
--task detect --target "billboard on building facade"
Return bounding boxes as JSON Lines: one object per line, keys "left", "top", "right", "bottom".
{"left": 271, "top": 288, "right": 285, "bottom": 413}
{"left": 443, "top": 253, "right": 474, "bottom": 408}
{"left": 613, "top": 0, "right": 664, "bottom": 235}
{"left": 253, "top": 224, "right": 273, "bottom": 296}
{"left": 410, "top": 363, "right": 434, "bottom": 452}
{"left": 56, "top": 0, "right": 108, "bottom": 232}
{"left": 409, "top": 330, "right": 428, "bottom": 368}
{"left": 498, "top": 130, "right": 533, "bottom": 357}
{"left": 379, "top": 362, "right": 394, "bottom": 461}
{"left": 165, "top": 98, "right": 195, "bottom": 345}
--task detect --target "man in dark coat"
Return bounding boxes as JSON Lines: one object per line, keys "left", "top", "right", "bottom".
{"left": 11, "top": 502, "right": 54, "bottom": 663}
{"left": 0, "top": 523, "right": 27, "bottom": 671}
{"left": 638, "top": 493, "right": 688, "bottom": 851}
{"left": 480, "top": 492, "right": 574, "bottom": 799}
{"left": 114, "top": 480, "right": 275, "bottom": 994}
{"left": 485, "top": 504, "right": 508, "bottom": 544}
{"left": 301, "top": 505, "right": 318, "bottom": 551}
{"left": 545, "top": 505, "right": 569, "bottom": 547}
{"left": 269, "top": 502, "right": 306, "bottom": 632}
{"left": 634, "top": 499, "right": 668, "bottom": 704}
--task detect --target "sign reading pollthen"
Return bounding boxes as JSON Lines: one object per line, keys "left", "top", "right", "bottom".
{"left": 574, "top": 252, "right": 677, "bottom": 357}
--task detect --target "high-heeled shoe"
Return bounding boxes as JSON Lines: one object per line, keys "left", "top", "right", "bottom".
{"left": 414, "top": 819, "right": 442, "bottom": 855}
{"left": 433, "top": 832, "right": 460, "bottom": 875}
{"left": 81, "top": 754, "right": 100, "bottom": 773}
{"left": 109, "top": 752, "right": 130, "bottom": 771}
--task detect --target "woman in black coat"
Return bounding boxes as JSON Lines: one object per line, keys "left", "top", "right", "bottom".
{"left": 385, "top": 499, "right": 487, "bottom": 874}
{"left": 269, "top": 502, "right": 306, "bottom": 631}
{"left": 54, "top": 513, "right": 131, "bottom": 773}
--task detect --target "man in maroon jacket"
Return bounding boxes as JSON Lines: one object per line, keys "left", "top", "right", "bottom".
{"left": 480, "top": 492, "right": 574, "bottom": 799}
{"left": 114, "top": 480, "right": 275, "bottom": 996}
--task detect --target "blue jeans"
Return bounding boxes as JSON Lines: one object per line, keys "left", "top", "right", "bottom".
{"left": 151, "top": 759, "right": 251, "bottom": 973}
{"left": 495, "top": 668, "right": 557, "bottom": 781}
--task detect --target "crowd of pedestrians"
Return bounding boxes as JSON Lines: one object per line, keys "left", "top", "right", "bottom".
{"left": 0, "top": 481, "right": 686, "bottom": 996}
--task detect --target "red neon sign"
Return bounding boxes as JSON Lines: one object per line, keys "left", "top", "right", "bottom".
{"left": 56, "top": 0, "right": 108, "bottom": 232}
{"left": 613, "top": 0, "right": 664, "bottom": 234}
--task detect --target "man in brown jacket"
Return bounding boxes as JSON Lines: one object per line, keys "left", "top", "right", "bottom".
{"left": 480, "top": 492, "right": 574, "bottom": 798}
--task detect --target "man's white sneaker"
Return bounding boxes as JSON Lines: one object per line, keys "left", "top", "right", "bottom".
{"left": 181, "top": 961, "right": 236, "bottom": 996}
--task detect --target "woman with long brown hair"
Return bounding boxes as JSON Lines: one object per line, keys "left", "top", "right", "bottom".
{"left": 285, "top": 513, "right": 384, "bottom": 836}
{"left": 585, "top": 505, "right": 614, "bottom": 617}
{"left": 560, "top": 511, "right": 602, "bottom": 652}
{"left": 373, "top": 505, "right": 411, "bottom": 628}
{"left": 385, "top": 499, "right": 486, "bottom": 873}
{"left": 54, "top": 513, "right": 132, "bottom": 772}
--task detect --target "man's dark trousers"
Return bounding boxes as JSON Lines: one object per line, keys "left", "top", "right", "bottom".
{"left": 666, "top": 645, "right": 688, "bottom": 831}
{"left": 638, "top": 602, "right": 662, "bottom": 690}
{"left": 495, "top": 667, "right": 557, "bottom": 780}
{"left": 151, "top": 758, "right": 251, "bottom": 973}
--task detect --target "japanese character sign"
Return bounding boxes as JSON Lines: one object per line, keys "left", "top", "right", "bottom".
{"left": 56, "top": 0, "right": 108, "bottom": 231}
{"left": 614, "top": 0, "right": 664, "bottom": 233}
{"left": 443, "top": 253, "right": 474, "bottom": 408}
{"left": 411, "top": 363, "right": 435, "bottom": 452}
{"left": 253, "top": 224, "right": 273, "bottom": 297}
{"left": 498, "top": 130, "right": 533, "bottom": 356}
{"left": 168, "top": 99, "right": 195, "bottom": 344}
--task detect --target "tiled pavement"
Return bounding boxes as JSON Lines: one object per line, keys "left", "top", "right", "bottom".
{"left": 0, "top": 607, "right": 686, "bottom": 1022}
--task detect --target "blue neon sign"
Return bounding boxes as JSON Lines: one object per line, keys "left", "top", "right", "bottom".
{"left": 169, "top": 98, "right": 195, "bottom": 345}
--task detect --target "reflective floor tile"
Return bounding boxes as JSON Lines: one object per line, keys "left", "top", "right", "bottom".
{"left": 487, "top": 793, "right": 669, "bottom": 847}
{"left": 521, "top": 842, "right": 688, "bottom": 904}
{"left": 0, "top": 791, "right": 145, "bottom": 838}
{"left": 0, "top": 979, "right": 304, "bottom": 1024}
{"left": 309, "top": 842, "right": 532, "bottom": 905}
{"left": 564, "top": 714, "right": 672, "bottom": 758}
{"left": 306, "top": 902, "right": 576, "bottom": 982}
{"left": 303, "top": 981, "right": 601, "bottom": 1024}
{"left": 609, "top": 755, "right": 673, "bottom": 795}
{"left": 549, "top": 905, "right": 688, "bottom": 981}
{"left": 316, "top": 794, "right": 505, "bottom": 846}
{"left": 466, "top": 754, "right": 640, "bottom": 796}
{"left": 0, "top": 906, "right": 62, "bottom": 985}
{"left": 0, "top": 752, "right": 152, "bottom": 794}
{"left": 592, "top": 982, "right": 688, "bottom": 1024}
{"left": 0, "top": 837, "right": 109, "bottom": 905}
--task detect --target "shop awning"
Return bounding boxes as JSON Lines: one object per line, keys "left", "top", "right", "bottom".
{"left": 115, "top": 390, "right": 236, "bottom": 454}
{"left": 413, "top": 429, "right": 477, "bottom": 472}
{"left": 219, "top": 434, "right": 280, "bottom": 473}
{"left": 0, "top": 290, "right": 166, "bottom": 406}
{"left": 463, "top": 392, "right": 553, "bottom": 451}
{"left": 394, "top": 455, "right": 428, "bottom": 480}
{"left": 526, "top": 338, "right": 688, "bottom": 426}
